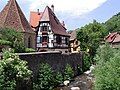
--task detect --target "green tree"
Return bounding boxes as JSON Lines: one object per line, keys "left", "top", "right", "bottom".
{"left": 105, "top": 12, "right": 120, "bottom": 32}
{"left": 54, "top": 72, "right": 63, "bottom": 86}
{"left": 33, "top": 63, "right": 54, "bottom": 90}
{"left": 64, "top": 64, "right": 74, "bottom": 80}
{"left": 82, "top": 52, "right": 92, "bottom": 71}
{"left": 0, "top": 28, "right": 25, "bottom": 53}
{"left": 94, "top": 48, "right": 120, "bottom": 90}
{"left": 77, "top": 20, "right": 108, "bottom": 57}
{"left": 94, "top": 44, "right": 120, "bottom": 90}
{"left": 0, "top": 51, "right": 32, "bottom": 90}
{"left": 93, "top": 44, "right": 114, "bottom": 65}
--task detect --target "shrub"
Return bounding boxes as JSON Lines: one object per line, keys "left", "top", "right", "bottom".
{"left": 33, "top": 63, "right": 54, "bottom": 90}
{"left": 13, "top": 42, "right": 26, "bottom": 53}
{"left": 64, "top": 64, "right": 74, "bottom": 80}
{"left": 83, "top": 52, "right": 92, "bottom": 72}
{"left": 77, "top": 65, "right": 83, "bottom": 75}
{"left": 25, "top": 48, "right": 35, "bottom": 53}
{"left": 54, "top": 72, "right": 63, "bottom": 86}
{"left": 0, "top": 51, "right": 32, "bottom": 90}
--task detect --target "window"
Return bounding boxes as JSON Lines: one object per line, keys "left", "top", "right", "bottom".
{"left": 41, "top": 26, "right": 48, "bottom": 31}
{"left": 56, "top": 36, "right": 62, "bottom": 44}
{"left": 73, "top": 48, "right": 76, "bottom": 51}
{"left": 37, "top": 36, "right": 42, "bottom": 43}
{"left": 65, "top": 37, "right": 69, "bottom": 45}
{"left": 42, "top": 36, "right": 48, "bottom": 42}
{"left": 76, "top": 41, "right": 78, "bottom": 45}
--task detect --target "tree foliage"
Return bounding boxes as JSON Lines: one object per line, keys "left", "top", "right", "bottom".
{"left": 0, "top": 28, "right": 25, "bottom": 53}
{"left": 64, "top": 64, "right": 74, "bottom": 80}
{"left": 82, "top": 52, "right": 92, "bottom": 71}
{"left": 0, "top": 51, "right": 32, "bottom": 90}
{"left": 77, "top": 20, "right": 108, "bottom": 57}
{"left": 93, "top": 44, "right": 114, "bottom": 65}
{"left": 33, "top": 63, "right": 74, "bottom": 90}
{"left": 0, "top": 40, "right": 12, "bottom": 46}
{"left": 94, "top": 44, "right": 120, "bottom": 90}
{"left": 105, "top": 12, "right": 120, "bottom": 32}
{"left": 33, "top": 63, "right": 54, "bottom": 90}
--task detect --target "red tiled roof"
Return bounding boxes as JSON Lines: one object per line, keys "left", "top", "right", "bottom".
{"left": 30, "top": 11, "right": 43, "bottom": 27}
{"left": 105, "top": 32, "right": 120, "bottom": 43}
{"left": 0, "top": 0, "right": 35, "bottom": 34}
{"left": 40, "top": 6, "right": 69, "bottom": 36}
{"left": 113, "top": 34, "right": 120, "bottom": 43}
{"left": 105, "top": 32, "right": 117, "bottom": 43}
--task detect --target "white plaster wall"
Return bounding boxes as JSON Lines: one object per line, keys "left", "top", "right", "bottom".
{"left": 49, "top": 34, "right": 54, "bottom": 47}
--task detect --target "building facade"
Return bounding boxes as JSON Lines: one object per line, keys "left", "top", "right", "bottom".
{"left": 69, "top": 30, "right": 80, "bottom": 53}
{"left": 30, "top": 6, "right": 70, "bottom": 52}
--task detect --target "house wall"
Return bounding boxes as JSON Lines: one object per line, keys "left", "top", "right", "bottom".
{"left": 37, "top": 22, "right": 54, "bottom": 48}
{"left": 112, "top": 42, "right": 120, "bottom": 48}
{"left": 70, "top": 39, "right": 80, "bottom": 53}
{"left": 37, "top": 22, "right": 69, "bottom": 50}
{"left": 53, "top": 35, "right": 69, "bottom": 48}
{"left": 24, "top": 33, "right": 36, "bottom": 49}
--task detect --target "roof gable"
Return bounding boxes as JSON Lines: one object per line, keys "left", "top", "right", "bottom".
{"left": 40, "top": 6, "right": 69, "bottom": 36}
{"left": 30, "top": 11, "right": 43, "bottom": 27}
{"left": 0, "top": 0, "right": 35, "bottom": 34}
{"left": 105, "top": 32, "right": 117, "bottom": 43}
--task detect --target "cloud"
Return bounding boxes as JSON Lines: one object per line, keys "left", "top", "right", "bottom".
{"left": 28, "top": 0, "right": 107, "bottom": 16}
{"left": 1, "top": 0, "right": 107, "bottom": 17}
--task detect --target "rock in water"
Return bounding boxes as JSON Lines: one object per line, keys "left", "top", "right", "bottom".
{"left": 71, "top": 87, "right": 80, "bottom": 90}
{"left": 63, "top": 80, "right": 70, "bottom": 86}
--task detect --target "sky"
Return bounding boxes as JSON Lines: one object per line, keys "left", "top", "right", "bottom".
{"left": 0, "top": 0, "right": 120, "bottom": 30}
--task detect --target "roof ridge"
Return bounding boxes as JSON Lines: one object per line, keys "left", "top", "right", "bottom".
{"left": 47, "top": 6, "right": 67, "bottom": 31}
{"left": 14, "top": 0, "right": 24, "bottom": 32}
{"left": 14, "top": 0, "right": 35, "bottom": 34}
{"left": 2, "top": 0, "right": 12, "bottom": 26}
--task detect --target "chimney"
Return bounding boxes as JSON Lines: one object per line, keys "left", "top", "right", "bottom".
{"left": 62, "top": 21, "right": 65, "bottom": 27}
{"left": 51, "top": 5, "right": 54, "bottom": 12}
{"left": 37, "top": 9, "right": 40, "bottom": 15}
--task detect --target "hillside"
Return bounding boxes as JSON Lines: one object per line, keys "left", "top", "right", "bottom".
{"left": 105, "top": 12, "right": 120, "bottom": 32}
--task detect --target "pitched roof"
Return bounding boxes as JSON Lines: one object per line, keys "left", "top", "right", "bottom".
{"left": 69, "top": 30, "right": 77, "bottom": 41}
{"left": 40, "top": 6, "right": 69, "bottom": 36}
{"left": 30, "top": 11, "right": 43, "bottom": 27}
{"left": 112, "top": 33, "right": 120, "bottom": 43}
{"left": 105, "top": 32, "right": 117, "bottom": 43}
{"left": 0, "top": 0, "right": 35, "bottom": 34}
{"left": 105, "top": 32, "right": 120, "bottom": 43}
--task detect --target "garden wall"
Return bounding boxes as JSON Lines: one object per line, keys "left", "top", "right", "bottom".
{"left": 19, "top": 51, "right": 83, "bottom": 78}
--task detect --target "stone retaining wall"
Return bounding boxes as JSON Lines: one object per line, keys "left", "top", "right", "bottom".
{"left": 19, "top": 51, "right": 83, "bottom": 78}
